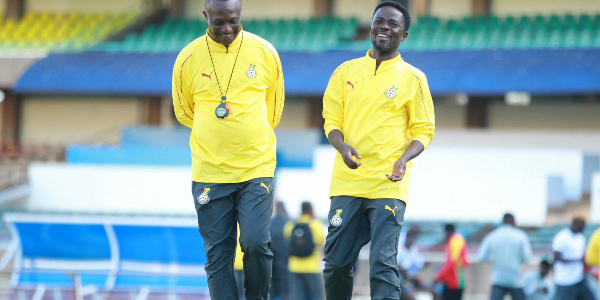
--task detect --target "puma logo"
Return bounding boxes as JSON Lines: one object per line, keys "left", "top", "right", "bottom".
{"left": 346, "top": 81, "right": 357, "bottom": 90}
{"left": 260, "top": 182, "right": 271, "bottom": 194}
{"left": 202, "top": 71, "right": 213, "bottom": 80}
{"left": 385, "top": 205, "right": 397, "bottom": 216}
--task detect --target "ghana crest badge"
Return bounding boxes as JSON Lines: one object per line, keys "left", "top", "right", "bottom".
{"left": 246, "top": 64, "right": 257, "bottom": 79}
{"left": 385, "top": 85, "right": 398, "bottom": 99}
{"left": 330, "top": 209, "right": 343, "bottom": 227}
{"left": 198, "top": 188, "right": 211, "bottom": 205}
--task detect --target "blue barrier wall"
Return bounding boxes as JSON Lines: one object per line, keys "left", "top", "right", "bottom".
{"left": 67, "top": 127, "right": 315, "bottom": 167}
{"left": 67, "top": 145, "right": 192, "bottom": 166}
{"left": 15, "top": 48, "right": 600, "bottom": 96}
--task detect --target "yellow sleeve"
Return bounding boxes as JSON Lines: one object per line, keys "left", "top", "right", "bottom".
{"left": 311, "top": 220, "right": 325, "bottom": 245}
{"left": 322, "top": 64, "right": 345, "bottom": 137}
{"left": 586, "top": 228, "right": 600, "bottom": 266}
{"left": 407, "top": 73, "right": 435, "bottom": 149}
{"left": 264, "top": 46, "right": 284, "bottom": 129}
{"left": 283, "top": 221, "right": 294, "bottom": 240}
{"left": 172, "top": 50, "right": 195, "bottom": 129}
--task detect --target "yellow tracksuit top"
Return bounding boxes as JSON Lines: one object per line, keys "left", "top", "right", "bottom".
{"left": 322, "top": 50, "right": 435, "bottom": 201}
{"left": 172, "top": 30, "right": 285, "bottom": 183}
{"left": 585, "top": 227, "right": 600, "bottom": 273}
{"left": 284, "top": 215, "right": 325, "bottom": 273}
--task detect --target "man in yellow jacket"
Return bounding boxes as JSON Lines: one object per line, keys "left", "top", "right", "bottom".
{"left": 172, "top": 0, "right": 284, "bottom": 298}
{"left": 585, "top": 226, "right": 600, "bottom": 287}
{"left": 321, "top": 1, "right": 435, "bottom": 299}
{"left": 284, "top": 202, "right": 325, "bottom": 300}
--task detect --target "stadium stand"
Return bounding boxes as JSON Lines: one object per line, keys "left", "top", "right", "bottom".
{"left": 81, "top": 13, "right": 600, "bottom": 53}
{"left": 88, "top": 16, "right": 360, "bottom": 52}
{"left": 0, "top": 12, "right": 137, "bottom": 53}
{"left": 344, "top": 13, "right": 600, "bottom": 50}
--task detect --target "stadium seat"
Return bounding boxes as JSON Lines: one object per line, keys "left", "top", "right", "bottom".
{"left": 0, "top": 12, "right": 136, "bottom": 53}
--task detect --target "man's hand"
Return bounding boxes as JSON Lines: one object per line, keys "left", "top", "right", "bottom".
{"left": 386, "top": 141, "right": 425, "bottom": 182}
{"left": 327, "top": 129, "right": 362, "bottom": 169}
{"left": 386, "top": 157, "right": 407, "bottom": 181}
{"left": 340, "top": 144, "right": 362, "bottom": 169}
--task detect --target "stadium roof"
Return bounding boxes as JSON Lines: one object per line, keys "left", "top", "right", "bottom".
{"left": 13, "top": 48, "right": 600, "bottom": 96}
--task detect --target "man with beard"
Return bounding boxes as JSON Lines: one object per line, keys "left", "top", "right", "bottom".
{"left": 172, "top": 0, "right": 284, "bottom": 299}
{"left": 321, "top": 2, "right": 435, "bottom": 299}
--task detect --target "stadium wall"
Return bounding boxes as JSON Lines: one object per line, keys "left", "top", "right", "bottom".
{"left": 278, "top": 100, "right": 312, "bottom": 129}
{"left": 488, "top": 102, "right": 600, "bottom": 130}
{"left": 334, "top": 0, "right": 379, "bottom": 24}
{"left": 492, "top": 0, "right": 600, "bottom": 16}
{"left": 276, "top": 146, "right": 554, "bottom": 226}
{"left": 429, "top": 0, "right": 471, "bottom": 19}
{"left": 430, "top": 101, "right": 466, "bottom": 129}
{"left": 185, "top": 0, "right": 313, "bottom": 19}
{"left": 27, "top": 162, "right": 193, "bottom": 214}
{"left": 20, "top": 96, "right": 144, "bottom": 145}
{"left": 15, "top": 97, "right": 600, "bottom": 146}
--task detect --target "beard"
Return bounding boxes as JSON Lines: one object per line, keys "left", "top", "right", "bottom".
{"left": 373, "top": 42, "right": 391, "bottom": 52}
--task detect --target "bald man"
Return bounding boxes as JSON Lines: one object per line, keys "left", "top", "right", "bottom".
{"left": 172, "top": 0, "right": 285, "bottom": 298}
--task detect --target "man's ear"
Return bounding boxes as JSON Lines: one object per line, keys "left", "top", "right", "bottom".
{"left": 401, "top": 31, "right": 408, "bottom": 42}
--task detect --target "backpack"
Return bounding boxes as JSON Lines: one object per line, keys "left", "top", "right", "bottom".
{"left": 289, "top": 222, "right": 315, "bottom": 258}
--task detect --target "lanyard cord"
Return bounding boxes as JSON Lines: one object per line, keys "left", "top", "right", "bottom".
{"left": 206, "top": 32, "right": 244, "bottom": 102}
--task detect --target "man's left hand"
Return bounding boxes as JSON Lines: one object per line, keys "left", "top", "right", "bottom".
{"left": 386, "top": 157, "right": 407, "bottom": 182}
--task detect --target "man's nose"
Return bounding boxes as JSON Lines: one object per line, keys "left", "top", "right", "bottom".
{"left": 222, "top": 24, "right": 232, "bottom": 33}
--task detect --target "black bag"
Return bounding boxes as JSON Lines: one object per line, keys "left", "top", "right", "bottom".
{"left": 289, "top": 222, "right": 315, "bottom": 257}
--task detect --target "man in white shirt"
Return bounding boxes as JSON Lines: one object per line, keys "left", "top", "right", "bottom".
{"left": 397, "top": 226, "right": 426, "bottom": 300}
{"left": 552, "top": 217, "right": 594, "bottom": 300}
{"left": 478, "top": 213, "right": 532, "bottom": 300}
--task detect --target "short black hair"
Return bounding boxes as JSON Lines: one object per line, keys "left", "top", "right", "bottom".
{"left": 373, "top": 1, "right": 411, "bottom": 31}
{"left": 540, "top": 259, "right": 551, "bottom": 268}
{"left": 503, "top": 213, "right": 515, "bottom": 224}
{"left": 444, "top": 223, "right": 455, "bottom": 233}
{"left": 301, "top": 201, "right": 312, "bottom": 214}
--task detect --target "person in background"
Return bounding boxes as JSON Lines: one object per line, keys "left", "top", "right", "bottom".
{"left": 478, "top": 213, "right": 532, "bottom": 300}
{"left": 271, "top": 201, "right": 290, "bottom": 300}
{"left": 436, "top": 224, "right": 469, "bottom": 300}
{"left": 398, "top": 225, "right": 426, "bottom": 300}
{"left": 284, "top": 201, "right": 325, "bottom": 300}
{"left": 552, "top": 217, "right": 595, "bottom": 300}
{"left": 585, "top": 226, "right": 600, "bottom": 285}
{"left": 523, "top": 260, "right": 555, "bottom": 300}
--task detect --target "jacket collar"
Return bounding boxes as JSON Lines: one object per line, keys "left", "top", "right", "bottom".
{"left": 365, "top": 49, "right": 403, "bottom": 73}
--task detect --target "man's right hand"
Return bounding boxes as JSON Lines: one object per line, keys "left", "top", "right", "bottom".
{"left": 327, "top": 129, "right": 362, "bottom": 169}
{"left": 339, "top": 143, "right": 361, "bottom": 169}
